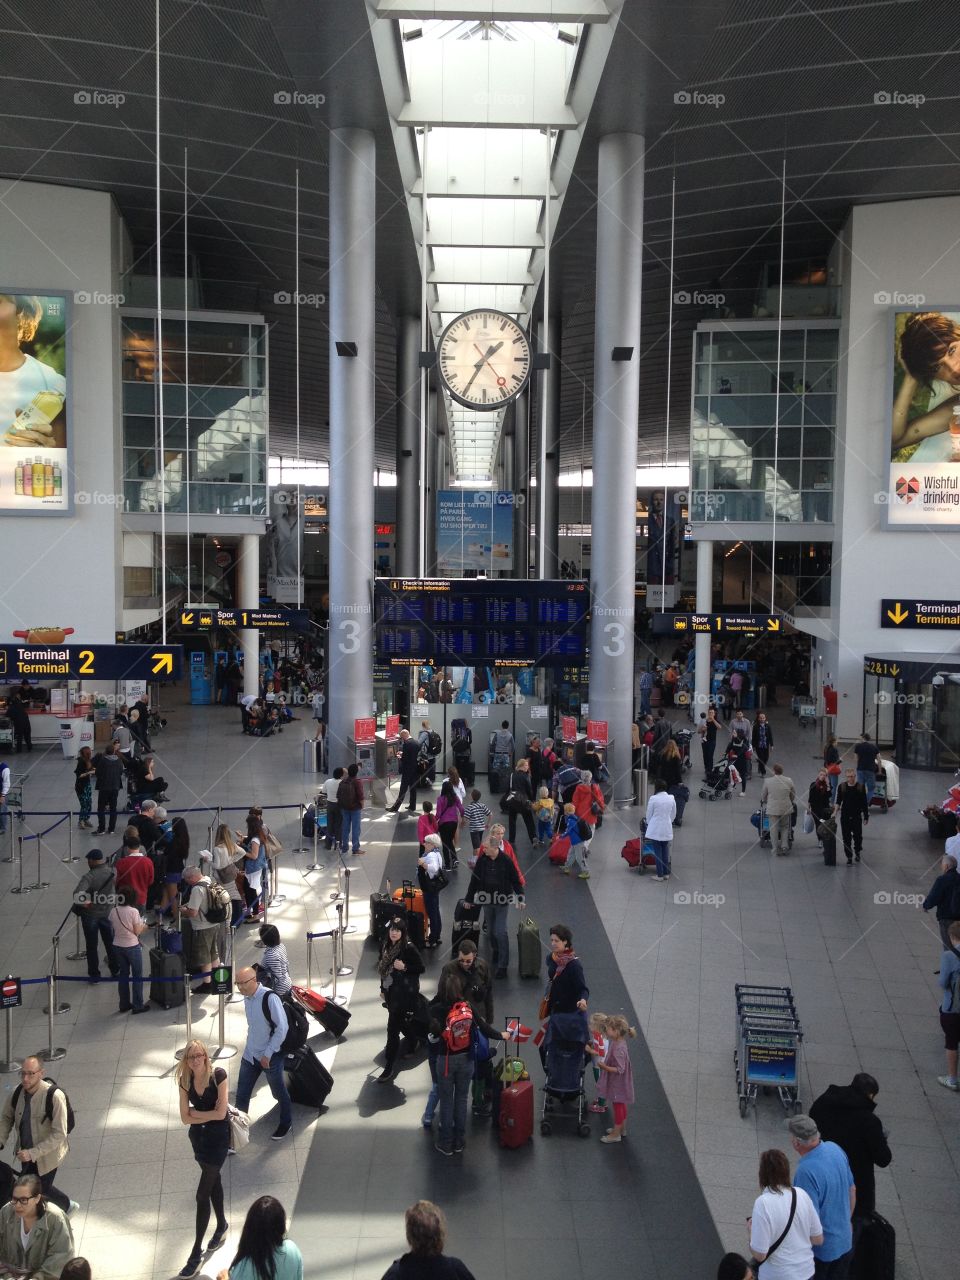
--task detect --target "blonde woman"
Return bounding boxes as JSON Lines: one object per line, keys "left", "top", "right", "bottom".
{"left": 176, "top": 1040, "right": 230, "bottom": 1278}
{"left": 212, "top": 823, "right": 246, "bottom": 929}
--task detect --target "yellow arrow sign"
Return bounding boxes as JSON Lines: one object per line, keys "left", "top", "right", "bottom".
{"left": 766, "top": 618, "right": 780, "bottom": 632}
{"left": 889, "top": 664, "right": 900, "bottom": 676}
{"left": 181, "top": 611, "right": 194, "bottom": 626}
{"left": 886, "top": 602, "right": 909, "bottom": 625}
{"left": 151, "top": 652, "right": 174, "bottom": 676}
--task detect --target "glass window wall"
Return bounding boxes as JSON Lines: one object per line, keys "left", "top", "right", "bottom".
{"left": 121, "top": 314, "right": 267, "bottom": 517}
{"left": 691, "top": 325, "right": 838, "bottom": 524}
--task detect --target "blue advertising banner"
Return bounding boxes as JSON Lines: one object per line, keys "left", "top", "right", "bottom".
{"left": 437, "top": 490, "right": 514, "bottom": 574}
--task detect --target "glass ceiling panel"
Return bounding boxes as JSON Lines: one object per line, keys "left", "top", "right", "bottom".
{"left": 431, "top": 246, "right": 532, "bottom": 283}
{"left": 434, "top": 283, "right": 526, "bottom": 314}
{"left": 428, "top": 198, "right": 543, "bottom": 247}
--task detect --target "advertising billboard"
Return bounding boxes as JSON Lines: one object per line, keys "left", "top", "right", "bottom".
{"left": 0, "top": 292, "right": 69, "bottom": 514}
{"left": 437, "top": 490, "right": 514, "bottom": 574}
{"left": 888, "top": 308, "right": 960, "bottom": 526}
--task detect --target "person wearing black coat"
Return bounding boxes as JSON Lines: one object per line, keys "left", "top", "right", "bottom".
{"left": 809, "top": 1073, "right": 892, "bottom": 1218}
{"left": 504, "top": 760, "right": 536, "bottom": 847}
{"left": 751, "top": 713, "right": 774, "bottom": 777}
{"left": 389, "top": 731, "right": 424, "bottom": 813}
{"left": 922, "top": 854, "right": 960, "bottom": 949}
{"left": 7, "top": 695, "right": 32, "bottom": 753}
{"left": 466, "top": 840, "right": 524, "bottom": 979}
{"left": 376, "top": 916, "right": 425, "bottom": 1082}
{"left": 381, "top": 1201, "right": 477, "bottom": 1280}
{"left": 543, "top": 924, "right": 589, "bottom": 1015}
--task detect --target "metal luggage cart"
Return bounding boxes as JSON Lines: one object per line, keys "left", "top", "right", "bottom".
{"left": 0, "top": 716, "right": 13, "bottom": 749}
{"left": 750, "top": 801, "right": 795, "bottom": 850}
{"left": 734, "top": 983, "right": 803, "bottom": 1118}
{"left": 871, "top": 775, "right": 889, "bottom": 813}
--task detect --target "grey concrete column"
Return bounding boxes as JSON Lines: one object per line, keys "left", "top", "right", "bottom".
{"left": 396, "top": 316, "right": 420, "bottom": 578}
{"left": 588, "top": 133, "right": 644, "bottom": 805}
{"left": 694, "top": 539, "right": 714, "bottom": 715}
{"left": 537, "top": 315, "right": 561, "bottom": 579}
{"left": 512, "top": 390, "right": 530, "bottom": 576}
{"left": 328, "top": 128, "right": 376, "bottom": 769}
{"left": 238, "top": 533, "right": 260, "bottom": 700}
{"left": 426, "top": 387, "right": 438, "bottom": 573}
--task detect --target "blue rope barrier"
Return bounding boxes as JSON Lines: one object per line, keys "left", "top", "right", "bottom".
{"left": 306, "top": 930, "right": 335, "bottom": 940}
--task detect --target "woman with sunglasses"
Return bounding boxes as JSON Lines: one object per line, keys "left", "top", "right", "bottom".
{"left": 0, "top": 1172, "right": 74, "bottom": 1280}
{"left": 175, "top": 1039, "right": 230, "bottom": 1278}
{"left": 376, "top": 916, "right": 425, "bottom": 1083}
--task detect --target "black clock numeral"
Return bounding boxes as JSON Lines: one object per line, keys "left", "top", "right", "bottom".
{"left": 512, "top": 373, "right": 522, "bottom": 383}
{"left": 482, "top": 389, "right": 488, "bottom": 403}
{"left": 512, "top": 336, "right": 524, "bottom": 345}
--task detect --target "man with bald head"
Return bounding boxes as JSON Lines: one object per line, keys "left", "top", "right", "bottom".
{"left": 233, "top": 967, "right": 292, "bottom": 1140}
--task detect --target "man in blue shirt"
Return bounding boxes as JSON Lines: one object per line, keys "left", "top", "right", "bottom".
{"left": 789, "top": 1113, "right": 855, "bottom": 1278}
{"left": 234, "top": 966, "right": 292, "bottom": 1140}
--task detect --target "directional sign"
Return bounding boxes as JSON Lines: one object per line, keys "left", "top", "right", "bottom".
{"left": 0, "top": 644, "right": 183, "bottom": 682}
{"left": 864, "top": 658, "right": 901, "bottom": 678}
{"left": 880, "top": 598, "right": 960, "bottom": 629}
{"left": 180, "top": 608, "right": 310, "bottom": 632}
{"left": 651, "top": 613, "right": 780, "bottom": 636}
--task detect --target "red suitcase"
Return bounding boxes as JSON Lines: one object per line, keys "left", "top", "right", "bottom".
{"left": 497, "top": 1024, "right": 533, "bottom": 1148}
{"left": 548, "top": 835, "right": 570, "bottom": 865}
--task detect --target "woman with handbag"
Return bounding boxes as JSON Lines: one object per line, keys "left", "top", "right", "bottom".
{"left": 658, "top": 738, "right": 689, "bottom": 827}
{"left": 176, "top": 1040, "right": 230, "bottom": 1278}
{"left": 376, "top": 917, "right": 425, "bottom": 1082}
{"left": 435, "top": 781, "right": 464, "bottom": 871}
{"left": 417, "top": 833, "right": 447, "bottom": 951}
{"left": 237, "top": 809, "right": 269, "bottom": 920}
{"left": 505, "top": 759, "right": 537, "bottom": 848}
{"left": 747, "top": 1148, "right": 822, "bottom": 1278}
{"left": 806, "top": 771, "right": 833, "bottom": 843}
{"left": 212, "top": 823, "right": 246, "bottom": 929}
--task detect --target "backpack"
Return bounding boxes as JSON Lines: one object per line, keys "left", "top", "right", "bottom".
{"left": 426, "top": 730, "right": 442, "bottom": 757}
{"left": 442, "top": 1000, "right": 474, "bottom": 1053}
{"left": 12, "top": 1080, "right": 75, "bottom": 1134}
{"left": 576, "top": 817, "right": 592, "bottom": 841}
{"left": 302, "top": 803, "right": 316, "bottom": 839}
{"left": 262, "top": 991, "right": 309, "bottom": 1055}
{"left": 202, "top": 881, "right": 231, "bottom": 924}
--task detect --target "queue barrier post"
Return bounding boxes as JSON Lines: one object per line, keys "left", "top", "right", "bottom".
{"left": 334, "top": 902, "right": 352, "bottom": 979}
{"left": 212, "top": 984, "right": 238, "bottom": 1061}
{"left": 43, "top": 936, "right": 70, "bottom": 1016}
{"left": 295, "top": 803, "right": 308, "bottom": 856}
{"left": 67, "top": 914, "right": 86, "bottom": 962}
{"left": 10, "top": 837, "right": 26, "bottom": 894}
{"left": 0, "top": 985, "right": 21, "bottom": 1073}
{"left": 4, "top": 821, "right": 13, "bottom": 865}
{"left": 33, "top": 830, "right": 49, "bottom": 891}
{"left": 41, "top": 977, "right": 66, "bottom": 1063}
{"left": 174, "top": 971, "right": 194, "bottom": 1060}
{"left": 342, "top": 867, "right": 357, "bottom": 934}
{"left": 330, "top": 848, "right": 343, "bottom": 903}
{"left": 310, "top": 814, "right": 325, "bottom": 875}
{"left": 269, "top": 853, "right": 285, "bottom": 907}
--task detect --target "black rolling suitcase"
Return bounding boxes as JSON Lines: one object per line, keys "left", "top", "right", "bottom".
{"left": 851, "top": 1213, "right": 895, "bottom": 1280}
{"left": 149, "top": 946, "right": 185, "bottom": 1008}
{"left": 369, "top": 891, "right": 395, "bottom": 941}
{"left": 450, "top": 920, "right": 480, "bottom": 958}
{"left": 284, "top": 1044, "right": 333, "bottom": 1109}
{"left": 405, "top": 909, "right": 426, "bottom": 950}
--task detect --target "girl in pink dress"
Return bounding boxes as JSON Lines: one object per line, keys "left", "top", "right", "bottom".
{"left": 587, "top": 1014, "right": 636, "bottom": 1143}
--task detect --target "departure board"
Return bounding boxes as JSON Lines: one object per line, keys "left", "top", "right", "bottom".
{"left": 374, "top": 579, "right": 589, "bottom": 666}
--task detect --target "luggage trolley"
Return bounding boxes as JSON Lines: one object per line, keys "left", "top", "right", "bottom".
{"left": 734, "top": 983, "right": 803, "bottom": 1118}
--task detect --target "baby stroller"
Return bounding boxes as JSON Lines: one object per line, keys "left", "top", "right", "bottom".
{"left": 699, "top": 754, "right": 738, "bottom": 801}
{"left": 675, "top": 728, "right": 693, "bottom": 770}
{"left": 540, "top": 1011, "right": 591, "bottom": 1138}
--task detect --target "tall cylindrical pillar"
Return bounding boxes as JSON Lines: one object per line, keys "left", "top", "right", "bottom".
{"left": 588, "top": 134, "right": 644, "bottom": 805}
{"left": 537, "top": 315, "right": 561, "bottom": 580}
{"left": 694, "top": 539, "right": 714, "bottom": 716}
{"left": 328, "top": 129, "right": 376, "bottom": 769}
{"left": 512, "top": 391, "right": 530, "bottom": 576}
{"left": 396, "top": 316, "right": 420, "bottom": 578}
{"left": 426, "top": 388, "right": 438, "bottom": 573}
{"left": 237, "top": 534, "right": 260, "bottom": 700}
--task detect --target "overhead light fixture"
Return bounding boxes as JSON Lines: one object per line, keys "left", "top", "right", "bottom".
{"left": 557, "top": 28, "right": 578, "bottom": 45}
{"left": 402, "top": 28, "right": 423, "bottom": 41}
{"left": 611, "top": 346, "right": 634, "bottom": 361}
{"left": 335, "top": 341, "right": 358, "bottom": 358}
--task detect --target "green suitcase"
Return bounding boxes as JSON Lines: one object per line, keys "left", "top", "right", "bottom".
{"left": 517, "top": 916, "right": 541, "bottom": 979}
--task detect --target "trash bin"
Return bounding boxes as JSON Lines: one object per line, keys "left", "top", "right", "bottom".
{"left": 302, "top": 739, "right": 320, "bottom": 774}
{"left": 59, "top": 719, "right": 82, "bottom": 760}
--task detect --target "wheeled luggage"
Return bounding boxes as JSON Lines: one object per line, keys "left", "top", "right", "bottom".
{"left": 149, "top": 947, "right": 185, "bottom": 1008}
{"left": 620, "top": 838, "right": 656, "bottom": 872}
{"left": 369, "top": 892, "right": 396, "bottom": 941}
{"left": 405, "top": 909, "right": 426, "bottom": 950}
{"left": 284, "top": 1044, "right": 333, "bottom": 1109}
{"left": 817, "top": 817, "right": 838, "bottom": 867}
{"left": 454, "top": 898, "right": 482, "bottom": 924}
{"left": 548, "top": 835, "right": 570, "bottom": 865}
{"left": 850, "top": 1212, "right": 895, "bottom": 1280}
{"left": 290, "top": 984, "right": 352, "bottom": 1038}
{"left": 498, "top": 1022, "right": 534, "bottom": 1148}
{"left": 517, "top": 916, "right": 541, "bottom": 979}
{"left": 160, "top": 928, "right": 183, "bottom": 955}
{"left": 392, "top": 880, "right": 428, "bottom": 924}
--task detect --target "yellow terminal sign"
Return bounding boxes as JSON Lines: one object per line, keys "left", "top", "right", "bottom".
{"left": 880, "top": 598, "right": 960, "bottom": 629}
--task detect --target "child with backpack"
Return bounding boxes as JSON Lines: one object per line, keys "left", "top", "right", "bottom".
{"left": 586, "top": 1014, "right": 636, "bottom": 1142}
{"left": 532, "top": 786, "right": 555, "bottom": 847}
{"left": 560, "top": 802, "right": 593, "bottom": 880}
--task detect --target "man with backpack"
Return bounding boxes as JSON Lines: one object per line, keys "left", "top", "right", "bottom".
{"left": 180, "top": 865, "right": 228, "bottom": 994}
{"left": 234, "top": 966, "right": 293, "bottom": 1140}
{"left": 0, "top": 1056, "right": 75, "bottom": 1213}
{"left": 427, "top": 991, "right": 512, "bottom": 1156}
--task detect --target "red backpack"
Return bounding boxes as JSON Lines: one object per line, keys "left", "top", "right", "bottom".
{"left": 442, "top": 1000, "right": 474, "bottom": 1053}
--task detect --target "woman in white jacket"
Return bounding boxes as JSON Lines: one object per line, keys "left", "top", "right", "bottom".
{"left": 644, "top": 780, "right": 677, "bottom": 881}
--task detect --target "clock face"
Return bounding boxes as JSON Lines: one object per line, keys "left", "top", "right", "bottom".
{"left": 437, "top": 309, "right": 531, "bottom": 410}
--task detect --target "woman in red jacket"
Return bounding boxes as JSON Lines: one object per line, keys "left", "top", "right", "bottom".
{"left": 572, "top": 771, "right": 605, "bottom": 842}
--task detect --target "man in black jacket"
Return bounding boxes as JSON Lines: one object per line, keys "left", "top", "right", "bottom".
{"left": 835, "top": 769, "right": 869, "bottom": 864}
{"left": 388, "top": 730, "right": 423, "bottom": 813}
{"left": 466, "top": 837, "right": 524, "bottom": 980}
{"left": 923, "top": 853, "right": 960, "bottom": 949}
{"left": 93, "top": 743, "right": 124, "bottom": 835}
{"left": 809, "top": 1072, "right": 892, "bottom": 1219}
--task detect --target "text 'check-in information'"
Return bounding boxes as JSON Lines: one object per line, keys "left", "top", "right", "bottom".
{"left": 880, "top": 599, "right": 960, "bottom": 629}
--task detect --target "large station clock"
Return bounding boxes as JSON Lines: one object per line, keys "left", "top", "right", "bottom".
{"left": 437, "top": 309, "right": 532, "bottom": 410}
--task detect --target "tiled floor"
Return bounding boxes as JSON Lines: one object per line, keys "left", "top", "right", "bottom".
{"left": 0, "top": 692, "right": 955, "bottom": 1279}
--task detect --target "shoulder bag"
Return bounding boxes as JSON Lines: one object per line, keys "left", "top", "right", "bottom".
{"left": 227, "top": 1104, "right": 250, "bottom": 1150}
{"left": 749, "top": 1187, "right": 797, "bottom": 1277}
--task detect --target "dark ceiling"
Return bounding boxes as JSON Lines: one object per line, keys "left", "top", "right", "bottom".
{"left": 2, "top": 0, "right": 959, "bottom": 474}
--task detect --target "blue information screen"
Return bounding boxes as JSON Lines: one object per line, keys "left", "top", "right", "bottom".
{"left": 374, "top": 579, "right": 589, "bottom": 666}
